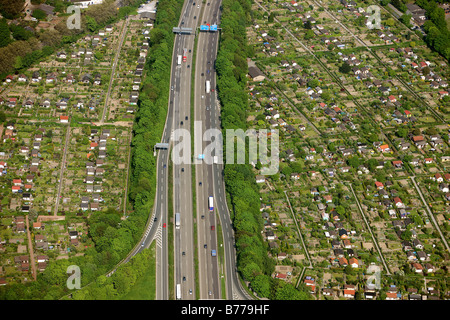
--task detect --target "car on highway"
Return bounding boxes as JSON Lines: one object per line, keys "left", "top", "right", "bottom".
{"left": 183, "top": 276, "right": 186, "bottom": 281}
{"left": 206, "top": 106, "right": 210, "bottom": 110}
{"left": 181, "top": 168, "right": 184, "bottom": 172}
{"left": 209, "top": 291, "right": 212, "bottom": 296}
{"left": 189, "top": 289, "right": 192, "bottom": 295}
{"left": 180, "top": 121, "right": 183, "bottom": 125}
{"left": 201, "top": 215, "right": 204, "bottom": 219}
{"left": 154, "top": 217, "right": 157, "bottom": 222}
{"left": 163, "top": 223, "right": 166, "bottom": 228}
{"left": 211, "top": 225, "right": 215, "bottom": 231}
{"left": 185, "top": 116, "right": 188, "bottom": 120}
{"left": 204, "top": 244, "right": 207, "bottom": 248}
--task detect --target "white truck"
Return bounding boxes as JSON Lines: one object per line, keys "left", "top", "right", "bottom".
{"left": 213, "top": 156, "right": 218, "bottom": 164}
{"left": 177, "top": 55, "right": 182, "bottom": 65}
{"left": 206, "top": 80, "right": 210, "bottom": 93}
{"left": 175, "top": 212, "right": 180, "bottom": 229}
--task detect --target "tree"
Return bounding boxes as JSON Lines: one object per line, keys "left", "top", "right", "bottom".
{"left": 32, "top": 8, "right": 47, "bottom": 21}
{"left": 307, "top": 79, "right": 319, "bottom": 88}
{"left": 0, "top": 0, "right": 25, "bottom": 19}
{"left": 339, "top": 62, "right": 351, "bottom": 74}
{"left": 85, "top": 15, "right": 98, "bottom": 32}
{"left": 251, "top": 274, "right": 272, "bottom": 298}
{"left": 347, "top": 155, "right": 361, "bottom": 169}
{"left": 399, "top": 14, "right": 412, "bottom": 27}
{"left": 0, "top": 111, "right": 6, "bottom": 123}
{"left": 0, "top": 19, "right": 11, "bottom": 48}
{"left": 304, "top": 20, "right": 312, "bottom": 29}
{"left": 304, "top": 29, "right": 314, "bottom": 40}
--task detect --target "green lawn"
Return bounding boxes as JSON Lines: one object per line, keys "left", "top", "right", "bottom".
{"left": 121, "top": 241, "right": 157, "bottom": 300}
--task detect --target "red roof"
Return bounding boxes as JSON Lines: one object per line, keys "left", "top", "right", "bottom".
{"left": 344, "top": 289, "right": 355, "bottom": 296}
{"left": 386, "top": 292, "right": 397, "bottom": 299}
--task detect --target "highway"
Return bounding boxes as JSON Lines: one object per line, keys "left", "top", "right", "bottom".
{"left": 172, "top": 0, "right": 200, "bottom": 300}
{"left": 194, "top": 0, "right": 221, "bottom": 300}
{"left": 122, "top": 0, "right": 250, "bottom": 301}
{"left": 194, "top": 1, "right": 251, "bottom": 300}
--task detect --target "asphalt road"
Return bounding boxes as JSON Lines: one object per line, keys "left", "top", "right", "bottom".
{"left": 172, "top": 0, "right": 201, "bottom": 300}
{"left": 194, "top": 0, "right": 221, "bottom": 300}
{"left": 194, "top": 1, "right": 251, "bottom": 300}
{"left": 122, "top": 0, "right": 250, "bottom": 301}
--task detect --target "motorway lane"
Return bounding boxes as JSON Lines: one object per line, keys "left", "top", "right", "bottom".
{"left": 194, "top": 0, "right": 222, "bottom": 300}
{"left": 129, "top": 0, "right": 249, "bottom": 301}
{"left": 198, "top": 2, "right": 251, "bottom": 301}
{"left": 173, "top": 0, "right": 201, "bottom": 300}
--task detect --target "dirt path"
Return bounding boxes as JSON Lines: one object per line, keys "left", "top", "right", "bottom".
{"left": 25, "top": 215, "right": 37, "bottom": 281}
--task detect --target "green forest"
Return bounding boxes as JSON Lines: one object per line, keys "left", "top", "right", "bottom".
{"left": 0, "top": 0, "right": 144, "bottom": 78}
{"left": 216, "top": 0, "right": 311, "bottom": 300}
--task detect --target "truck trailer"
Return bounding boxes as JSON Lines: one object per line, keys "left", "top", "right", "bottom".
{"left": 175, "top": 212, "right": 180, "bottom": 229}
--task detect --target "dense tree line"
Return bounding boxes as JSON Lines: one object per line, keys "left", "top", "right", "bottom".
{"left": 384, "top": 0, "right": 450, "bottom": 61}
{"left": 217, "top": 0, "right": 311, "bottom": 300}
{"left": 0, "top": 0, "right": 25, "bottom": 19}
{"left": 0, "top": 0, "right": 143, "bottom": 78}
